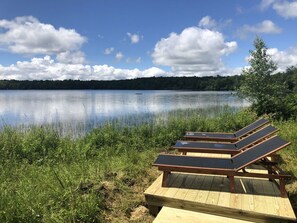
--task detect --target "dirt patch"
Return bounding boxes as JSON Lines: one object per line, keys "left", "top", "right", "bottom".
{"left": 130, "top": 205, "right": 149, "bottom": 221}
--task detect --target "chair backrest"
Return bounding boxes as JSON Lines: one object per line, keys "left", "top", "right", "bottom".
{"left": 232, "top": 135, "right": 290, "bottom": 170}
{"left": 234, "top": 118, "right": 269, "bottom": 137}
{"left": 236, "top": 125, "right": 278, "bottom": 149}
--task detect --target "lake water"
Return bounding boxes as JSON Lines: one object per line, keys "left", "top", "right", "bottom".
{"left": 0, "top": 90, "right": 249, "bottom": 128}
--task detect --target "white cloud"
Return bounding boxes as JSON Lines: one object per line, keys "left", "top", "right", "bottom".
{"left": 243, "top": 46, "right": 297, "bottom": 72}
{"left": 273, "top": 0, "right": 297, "bottom": 18}
{"left": 152, "top": 26, "right": 237, "bottom": 76}
{"left": 260, "top": 0, "right": 297, "bottom": 18}
{"left": 127, "top": 32, "right": 141, "bottom": 44}
{"left": 236, "top": 20, "right": 282, "bottom": 39}
{"left": 267, "top": 46, "right": 297, "bottom": 72}
{"left": 93, "top": 65, "right": 167, "bottom": 80}
{"left": 0, "top": 56, "right": 91, "bottom": 80}
{"left": 198, "top": 16, "right": 232, "bottom": 31}
{"left": 259, "top": 0, "right": 276, "bottom": 10}
{"left": 56, "top": 51, "right": 85, "bottom": 64}
{"left": 104, "top": 47, "right": 114, "bottom": 55}
{"left": 198, "top": 16, "right": 217, "bottom": 29}
{"left": 0, "top": 16, "right": 86, "bottom": 55}
{"left": 0, "top": 56, "right": 168, "bottom": 80}
{"left": 115, "top": 52, "right": 124, "bottom": 61}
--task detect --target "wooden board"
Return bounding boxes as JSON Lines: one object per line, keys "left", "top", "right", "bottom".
{"left": 153, "top": 206, "right": 257, "bottom": 223}
{"left": 145, "top": 173, "right": 296, "bottom": 222}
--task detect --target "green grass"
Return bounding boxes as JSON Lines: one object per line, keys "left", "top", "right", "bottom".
{"left": 272, "top": 119, "right": 297, "bottom": 208}
{"left": 0, "top": 107, "right": 296, "bottom": 222}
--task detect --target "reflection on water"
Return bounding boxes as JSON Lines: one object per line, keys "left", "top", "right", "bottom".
{"left": 0, "top": 90, "right": 249, "bottom": 127}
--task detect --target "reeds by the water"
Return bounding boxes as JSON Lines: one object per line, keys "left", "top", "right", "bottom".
{"left": 0, "top": 107, "right": 296, "bottom": 222}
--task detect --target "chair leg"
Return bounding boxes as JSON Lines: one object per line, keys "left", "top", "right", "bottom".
{"left": 162, "top": 171, "right": 171, "bottom": 187}
{"left": 229, "top": 175, "right": 236, "bottom": 193}
{"left": 279, "top": 178, "right": 287, "bottom": 198}
{"left": 268, "top": 169, "right": 274, "bottom": 182}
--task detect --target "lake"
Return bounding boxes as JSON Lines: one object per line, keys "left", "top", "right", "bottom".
{"left": 0, "top": 90, "right": 249, "bottom": 128}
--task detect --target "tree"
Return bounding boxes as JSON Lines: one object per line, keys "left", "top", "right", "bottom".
{"left": 238, "top": 36, "right": 294, "bottom": 119}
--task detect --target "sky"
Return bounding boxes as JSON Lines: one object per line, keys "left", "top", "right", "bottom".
{"left": 0, "top": 0, "right": 297, "bottom": 80}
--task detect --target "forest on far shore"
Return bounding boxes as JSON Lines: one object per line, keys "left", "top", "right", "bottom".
{"left": 0, "top": 67, "right": 296, "bottom": 91}
{"left": 0, "top": 76, "right": 241, "bottom": 90}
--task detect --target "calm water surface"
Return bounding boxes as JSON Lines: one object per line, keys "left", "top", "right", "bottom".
{"left": 0, "top": 90, "right": 249, "bottom": 128}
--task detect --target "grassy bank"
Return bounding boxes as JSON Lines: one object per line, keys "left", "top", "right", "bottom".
{"left": 0, "top": 108, "right": 296, "bottom": 222}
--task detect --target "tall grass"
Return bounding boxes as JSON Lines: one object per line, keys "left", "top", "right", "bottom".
{"left": 272, "top": 119, "right": 297, "bottom": 208}
{"left": 0, "top": 107, "right": 296, "bottom": 222}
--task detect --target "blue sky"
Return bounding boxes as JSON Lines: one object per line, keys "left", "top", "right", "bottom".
{"left": 1, "top": 0, "right": 297, "bottom": 80}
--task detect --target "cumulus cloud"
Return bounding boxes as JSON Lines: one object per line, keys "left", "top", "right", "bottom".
{"left": 243, "top": 46, "right": 297, "bottom": 72}
{"left": 260, "top": 0, "right": 297, "bottom": 18}
{"left": 56, "top": 51, "right": 85, "bottom": 64}
{"left": 152, "top": 26, "right": 237, "bottom": 76}
{"left": 0, "top": 56, "right": 92, "bottom": 80}
{"left": 236, "top": 20, "right": 282, "bottom": 39}
{"left": 0, "top": 56, "right": 169, "bottom": 80}
{"left": 115, "top": 52, "right": 124, "bottom": 61}
{"left": 267, "top": 46, "right": 297, "bottom": 72}
{"left": 126, "top": 32, "right": 141, "bottom": 44}
{"left": 0, "top": 16, "right": 86, "bottom": 55}
{"left": 93, "top": 65, "right": 167, "bottom": 80}
{"left": 104, "top": 47, "right": 114, "bottom": 55}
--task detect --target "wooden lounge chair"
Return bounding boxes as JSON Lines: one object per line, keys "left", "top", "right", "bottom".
{"left": 184, "top": 118, "right": 269, "bottom": 142}
{"left": 153, "top": 136, "right": 291, "bottom": 197}
{"left": 173, "top": 125, "right": 278, "bottom": 155}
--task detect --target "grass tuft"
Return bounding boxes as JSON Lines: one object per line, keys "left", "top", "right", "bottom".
{"left": 0, "top": 107, "right": 296, "bottom": 222}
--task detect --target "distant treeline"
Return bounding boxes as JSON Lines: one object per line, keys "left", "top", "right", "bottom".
{"left": 0, "top": 76, "right": 242, "bottom": 90}
{"left": 0, "top": 71, "right": 295, "bottom": 91}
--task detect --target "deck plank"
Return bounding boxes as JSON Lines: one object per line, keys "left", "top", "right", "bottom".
{"left": 194, "top": 175, "right": 213, "bottom": 203}
{"left": 206, "top": 176, "right": 224, "bottom": 205}
{"left": 145, "top": 173, "right": 296, "bottom": 222}
{"left": 240, "top": 179, "right": 255, "bottom": 213}
{"left": 146, "top": 153, "right": 296, "bottom": 222}
{"left": 183, "top": 174, "right": 204, "bottom": 201}
{"left": 154, "top": 173, "right": 179, "bottom": 197}
{"left": 163, "top": 173, "right": 186, "bottom": 198}
{"left": 153, "top": 207, "right": 257, "bottom": 223}
{"left": 174, "top": 174, "right": 196, "bottom": 199}
{"left": 144, "top": 174, "right": 162, "bottom": 195}
{"left": 252, "top": 179, "right": 269, "bottom": 215}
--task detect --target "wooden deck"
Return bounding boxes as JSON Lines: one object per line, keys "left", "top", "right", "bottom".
{"left": 154, "top": 207, "right": 257, "bottom": 223}
{"left": 145, "top": 153, "right": 296, "bottom": 222}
